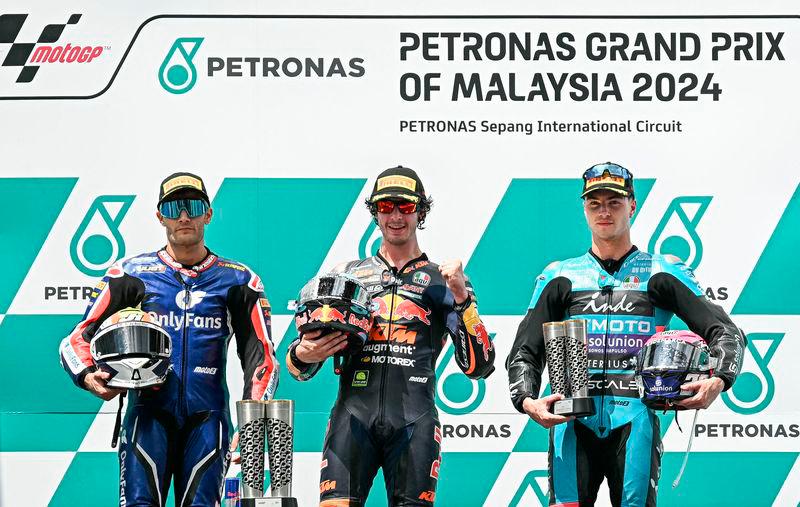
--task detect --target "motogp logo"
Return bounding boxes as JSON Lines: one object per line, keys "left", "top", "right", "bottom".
{"left": 0, "top": 13, "right": 105, "bottom": 83}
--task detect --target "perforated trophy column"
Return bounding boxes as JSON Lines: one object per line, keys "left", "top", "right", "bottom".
{"left": 543, "top": 322, "right": 568, "bottom": 397}
{"left": 543, "top": 320, "right": 596, "bottom": 417}
{"left": 264, "top": 400, "right": 295, "bottom": 499}
{"left": 236, "top": 400, "right": 298, "bottom": 507}
{"left": 237, "top": 400, "right": 267, "bottom": 499}
{"left": 562, "top": 319, "right": 596, "bottom": 417}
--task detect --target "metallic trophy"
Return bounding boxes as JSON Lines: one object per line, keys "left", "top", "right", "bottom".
{"left": 236, "top": 400, "right": 298, "bottom": 507}
{"left": 264, "top": 400, "right": 294, "bottom": 499}
{"left": 543, "top": 320, "right": 596, "bottom": 417}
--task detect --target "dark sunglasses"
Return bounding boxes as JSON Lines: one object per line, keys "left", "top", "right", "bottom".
{"left": 375, "top": 200, "right": 417, "bottom": 214}
{"left": 158, "top": 199, "right": 209, "bottom": 219}
{"left": 583, "top": 163, "right": 633, "bottom": 181}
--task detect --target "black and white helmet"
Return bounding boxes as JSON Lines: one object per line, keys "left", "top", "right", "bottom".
{"left": 90, "top": 308, "right": 172, "bottom": 389}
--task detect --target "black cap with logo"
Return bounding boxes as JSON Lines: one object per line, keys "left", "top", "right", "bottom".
{"left": 157, "top": 172, "right": 210, "bottom": 205}
{"left": 580, "top": 162, "right": 635, "bottom": 198}
{"left": 367, "top": 166, "right": 426, "bottom": 203}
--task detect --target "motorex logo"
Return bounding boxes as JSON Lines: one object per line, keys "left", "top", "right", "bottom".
{"left": 648, "top": 196, "right": 712, "bottom": 269}
{"left": 159, "top": 37, "right": 203, "bottom": 94}
{"left": 722, "top": 333, "right": 783, "bottom": 415}
{"left": 70, "top": 195, "right": 134, "bottom": 276}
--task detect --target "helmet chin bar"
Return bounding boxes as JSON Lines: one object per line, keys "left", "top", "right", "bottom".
{"left": 101, "top": 356, "right": 171, "bottom": 389}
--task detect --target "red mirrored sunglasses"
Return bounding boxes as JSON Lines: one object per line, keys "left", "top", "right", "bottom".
{"left": 375, "top": 200, "right": 417, "bottom": 214}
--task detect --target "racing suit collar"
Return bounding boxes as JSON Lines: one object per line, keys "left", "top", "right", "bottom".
{"left": 587, "top": 245, "right": 638, "bottom": 275}
{"left": 158, "top": 247, "right": 218, "bottom": 278}
{"left": 375, "top": 251, "right": 428, "bottom": 273}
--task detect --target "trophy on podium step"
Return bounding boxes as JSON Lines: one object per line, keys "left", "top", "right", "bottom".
{"left": 236, "top": 399, "right": 298, "bottom": 507}
{"left": 542, "top": 319, "right": 596, "bottom": 417}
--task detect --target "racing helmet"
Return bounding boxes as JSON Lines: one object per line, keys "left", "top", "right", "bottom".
{"left": 294, "top": 273, "right": 373, "bottom": 355}
{"left": 90, "top": 308, "right": 172, "bottom": 389}
{"left": 635, "top": 330, "right": 715, "bottom": 410}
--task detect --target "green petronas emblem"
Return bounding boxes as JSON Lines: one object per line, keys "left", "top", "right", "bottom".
{"left": 648, "top": 196, "right": 712, "bottom": 269}
{"left": 70, "top": 195, "right": 135, "bottom": 277}
{"left": 159, "top": 37, "right": 204, "bottom": 94}
{"left": 722, "top": 333, "right": 783, "bottom": 415}
{"left": 434, "top": 335, "right": 493, "bottom": 415}
{"left": 358, "top": 221, "right": 382, "bottom": 259}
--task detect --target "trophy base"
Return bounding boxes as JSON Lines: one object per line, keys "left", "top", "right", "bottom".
{"left": 552, "top": 397, "right": 596, "bottom": 417}
{"left": 241, "top": 498, "right": 298, "bottom": 507}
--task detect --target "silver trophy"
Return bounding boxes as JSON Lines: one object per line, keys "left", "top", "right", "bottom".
{"left": 543, "top": 320, "right": 596, "bottom": 417}
{"left": 236, "top": 400, "right": 298, "bottom": 507}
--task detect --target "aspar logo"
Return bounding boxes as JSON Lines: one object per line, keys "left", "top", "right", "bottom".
{"left": 509, "top": 469, "right": 550, "bottom": 507}
{"left": 0, "top": 14, "right": 106, "bottom": 83}
{"left": 159, "top": 37, "right": 203, "bottom": 94}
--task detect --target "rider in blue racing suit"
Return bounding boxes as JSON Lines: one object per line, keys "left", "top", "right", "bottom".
{"left": 506, "top": 163, "right": 744, "bottom": 507}
{"left": 59, "top": 172, "right": 279, "bottom": 507}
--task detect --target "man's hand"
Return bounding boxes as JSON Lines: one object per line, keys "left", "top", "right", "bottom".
{"left": 676, "top": 377, "right": 725, "bottom": 409}
{"left": 522, "top": 394, "right": 574, "bottom": 429}
{"left": 439, "top": 260, "right": 469, "bottom": 304}
{"left": 83, "top": 370, "right": 124, "bottom": 401}
{"left": 293, "top": 330, "right": 348, "bottom": 364}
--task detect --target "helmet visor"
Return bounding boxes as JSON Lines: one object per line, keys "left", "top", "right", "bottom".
{"left": 299, "top": 274, "right": 371, "bottom": 308}
{"left": 91, "top": 322, "right": 171, "bottom": 361}
{"left": 641, "top": 339, "right": 697, "bottom": 370}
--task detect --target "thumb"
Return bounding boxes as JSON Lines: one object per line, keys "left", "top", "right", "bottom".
{"left": 540, "top": 393, "right": 565, "bottom": 403}
{"left": 229, "top": 431, "right": 239, "bottom": 451}
{"left": 680, "top": 380, "right": 701, "bottom": 390}
{"left": 97, "top": 370, "right": 111, "bottom": 380}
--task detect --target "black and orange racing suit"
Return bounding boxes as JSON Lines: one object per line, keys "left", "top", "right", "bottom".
{"left": 286, "top": 253, "right": 495, "bottom": 506}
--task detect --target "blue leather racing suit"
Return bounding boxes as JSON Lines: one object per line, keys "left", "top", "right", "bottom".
{"left": 506, "top": 247, "right": 744, "bottom": 507}
{"left": 59, "top": 249, "right": 279, "bottom": 507}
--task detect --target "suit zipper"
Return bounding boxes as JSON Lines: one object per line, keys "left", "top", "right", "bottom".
{"left": 378, "top": 273, "right": 397, "bottom": 425}
{"left": 175, "top": 274, "right": 190, "bottom": 416}
{"left": 599, "top": 286, "right": 613, "bottom": 434}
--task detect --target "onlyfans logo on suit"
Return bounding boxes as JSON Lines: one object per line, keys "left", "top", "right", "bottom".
{"left": 147, "top": 290, "right": 223, "bottom": 330}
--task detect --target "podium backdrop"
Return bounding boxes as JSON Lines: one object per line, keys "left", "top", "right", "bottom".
{"left": 0, "top": 5, "right": 798, "bottom": 506}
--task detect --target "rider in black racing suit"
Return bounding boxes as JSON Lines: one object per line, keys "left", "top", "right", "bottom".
{"left": 286, "top": 166, "right": 495, "bottom": 506}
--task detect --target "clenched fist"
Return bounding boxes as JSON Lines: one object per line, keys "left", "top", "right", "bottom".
{"left": 439, "top": 259, "right": 469, "bottom": 305}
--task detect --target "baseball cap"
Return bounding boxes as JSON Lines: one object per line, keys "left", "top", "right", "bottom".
{"left": 367, "top": 166, "right": 426, "bottom": 204}
{"left": 157, "top": 172, "right": 210, "bottom": 205}
{"left": 581, "top": 162, "right": 635, "bottom": 198}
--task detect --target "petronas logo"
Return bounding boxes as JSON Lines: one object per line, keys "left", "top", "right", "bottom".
{"left": 70, "top": 195, "right": 134, "bottom": 276}
{"left": 434, "top": 336, "right": 493, "bottom": 415}
{"left": 358, "top": 221, "right": 382, "bottom": 259}
{"left": 722, "top": 333, "right": 783, "bottom": 415}
{"left": 648, "top": 196, "right": 712, "bottom": 269}
{"left": 159, "top": 37, "right": 203, "bottom": 94}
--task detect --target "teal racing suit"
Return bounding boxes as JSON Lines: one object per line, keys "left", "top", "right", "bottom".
{"left": 506, "top": 247, "right": 744, "bottom": 507}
